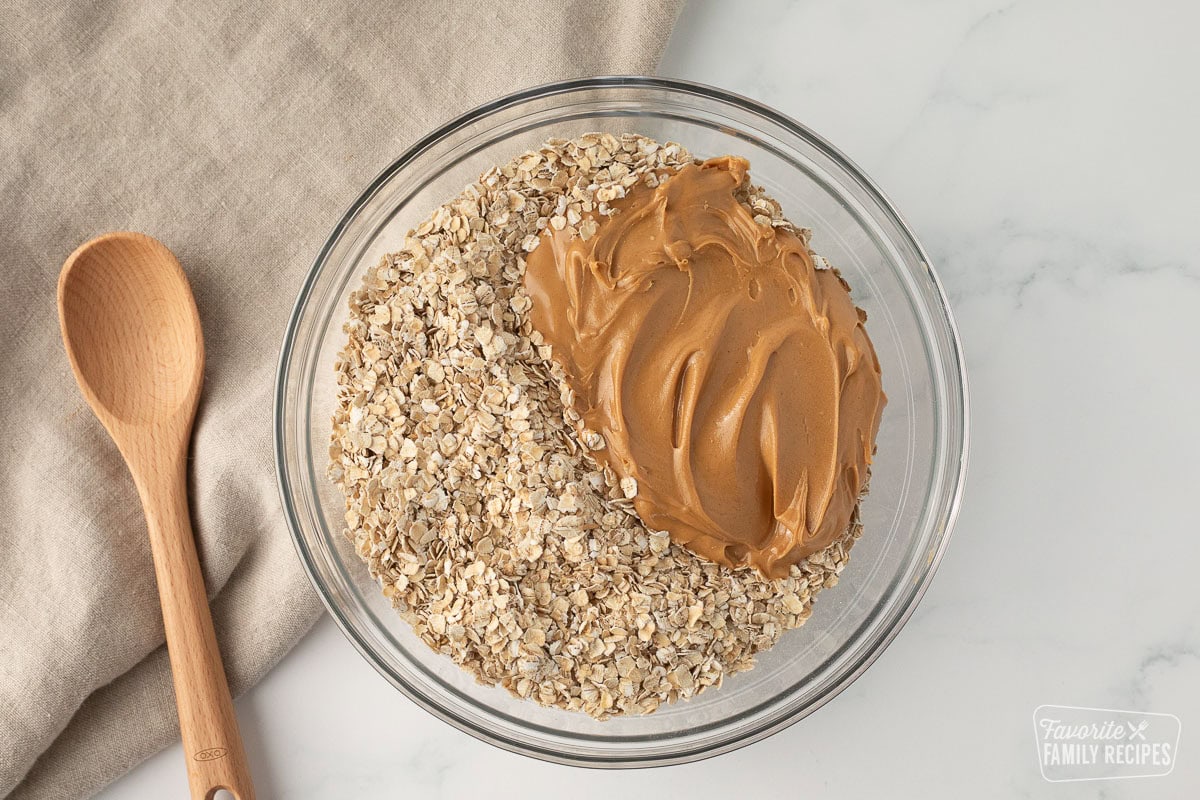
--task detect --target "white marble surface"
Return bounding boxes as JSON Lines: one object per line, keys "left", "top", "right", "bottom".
{"left": 100, "top": 1, "right": 1200, "bottom": 797}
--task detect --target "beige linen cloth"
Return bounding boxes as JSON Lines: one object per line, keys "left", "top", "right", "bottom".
{"left": 0, "top": 1, "right": 683, "bottom": 796}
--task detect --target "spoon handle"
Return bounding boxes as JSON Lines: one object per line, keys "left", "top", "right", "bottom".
{"left": 139, "top": 454, "right": 255, "bottom": 800}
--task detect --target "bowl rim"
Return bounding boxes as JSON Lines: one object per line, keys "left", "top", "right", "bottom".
{"left": 274, "top": 74, "right": 970, "bottom": 768}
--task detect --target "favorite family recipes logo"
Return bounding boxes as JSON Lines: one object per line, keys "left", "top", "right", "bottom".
{"left": 1033, "top": 705, "right": 1181, "bottom": 782}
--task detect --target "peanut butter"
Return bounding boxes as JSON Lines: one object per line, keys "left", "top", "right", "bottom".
{"left": 524, "top": 156, "right": 885, "bottom": 578}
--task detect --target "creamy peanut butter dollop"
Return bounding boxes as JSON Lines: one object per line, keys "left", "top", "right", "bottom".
{"left": 524, "top": 156, "right": 885, "bottom": 578}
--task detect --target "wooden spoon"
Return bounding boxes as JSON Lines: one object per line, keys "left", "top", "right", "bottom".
{"left": 58, "top": 232, "right": 255, "bottom": 800}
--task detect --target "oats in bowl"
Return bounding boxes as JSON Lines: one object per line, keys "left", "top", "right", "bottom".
{"left": 328, "top": 133, "right": 880, "bottom": 719}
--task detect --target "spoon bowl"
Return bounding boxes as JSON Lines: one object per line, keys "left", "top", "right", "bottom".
{"left": 59, "top": 232, "right": 202, "bottom": 428}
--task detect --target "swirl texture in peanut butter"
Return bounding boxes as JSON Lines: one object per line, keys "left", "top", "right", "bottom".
{"left": 524, "top": 156, "right": 885, "bottom": 578}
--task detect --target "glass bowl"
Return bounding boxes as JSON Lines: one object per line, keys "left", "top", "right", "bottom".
{"left": 275, "top": 76, "right": 968, "bottom": 767}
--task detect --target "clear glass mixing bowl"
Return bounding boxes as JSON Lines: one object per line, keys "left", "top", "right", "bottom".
{"left": 275, "top": 77, "right": 968, "bottom": 767}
